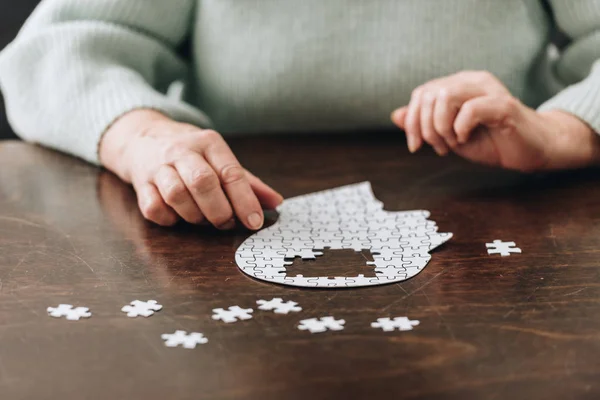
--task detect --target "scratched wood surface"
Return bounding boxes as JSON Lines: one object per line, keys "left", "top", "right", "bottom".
{"left": 1, "top": 134, "right": 600, "bottom": 400}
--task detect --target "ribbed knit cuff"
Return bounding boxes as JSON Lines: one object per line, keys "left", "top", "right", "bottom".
{"left": 79, "top": 82, "right": 212, "bottom": 166}
{"left": 538, "top": 62, "right": 600, "bottom": 134}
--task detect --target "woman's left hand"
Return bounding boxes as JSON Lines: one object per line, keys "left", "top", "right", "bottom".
{"left": 391, "top": 70, "right": 600, "bottom": 172}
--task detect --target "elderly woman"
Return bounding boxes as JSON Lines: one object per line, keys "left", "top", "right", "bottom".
{"left": 1, "top": 0, "right": 599, "bottom": 229}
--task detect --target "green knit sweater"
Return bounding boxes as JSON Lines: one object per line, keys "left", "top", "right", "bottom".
{"left": 1, "top": 0, "right": 600, "bottom": 165}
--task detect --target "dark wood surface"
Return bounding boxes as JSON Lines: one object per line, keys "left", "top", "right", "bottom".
{"left": 1, "top": 134, "right": 600, "bottom": 400}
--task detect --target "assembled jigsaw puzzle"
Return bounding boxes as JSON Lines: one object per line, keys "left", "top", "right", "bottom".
{"left": 235, "top": 181, "right": 452, "bottom": 288}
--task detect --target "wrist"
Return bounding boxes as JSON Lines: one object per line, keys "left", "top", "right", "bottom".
{"left": 98, "top": 109, "right": 170, "bottom": 182}
{"left": 538, "top": 110, "right": 600, "bottom": 170}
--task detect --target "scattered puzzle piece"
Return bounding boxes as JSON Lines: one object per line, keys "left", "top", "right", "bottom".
{"left": 298, "top": 316, "right": 345, "bottom": 333}
{"left": 47, "top": 304, "right": 91, "bottom": 321}
{"left": 161, "top": 330, "right": 208, "bottom": 348}
{"left": 121, "top": 300, "right": 163, "bottom": 318}
{"left": 486, "top": 240, "right": 521, "bottom": 256}
{"left": 256, "top": 298, "right": 302, "bottom": 314}
{"left": 212, "top": 306, "right": 254, "bottom": 323}
{"left": 371, "top": 317, "right": 420, "bottom": 332}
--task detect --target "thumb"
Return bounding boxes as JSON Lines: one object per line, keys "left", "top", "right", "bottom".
{"left": 454, "top": 96, "right": 522, "bottom": 144}
{"left": 391, "top": 107, "right": 408, "bottom": 128}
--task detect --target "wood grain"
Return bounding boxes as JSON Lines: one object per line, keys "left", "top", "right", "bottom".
{"left": 1, "top": 134, "right": 600, "bottom": 400}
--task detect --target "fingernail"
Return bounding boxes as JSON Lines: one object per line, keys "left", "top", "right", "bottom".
{"left": 218, "top": 219, "right": 236, "bottom": 230}
{"left": 248, "top": 212, "right": 263, "bottom": 230}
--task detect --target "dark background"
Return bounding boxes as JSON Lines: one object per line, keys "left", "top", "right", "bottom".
{"left": 0, "top": 0, "right": 39, "bottom": 139}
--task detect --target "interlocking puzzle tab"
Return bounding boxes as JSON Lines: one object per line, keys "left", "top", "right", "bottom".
{"left": 235, "top": 181, "right": 452, "bottom": 288}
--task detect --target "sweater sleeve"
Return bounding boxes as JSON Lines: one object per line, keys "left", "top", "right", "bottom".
{"left": 0, "top": 0, "right": 211, "bottom": 165}
{"left": 537, "top": 0, "right": 600, "bottom": 133}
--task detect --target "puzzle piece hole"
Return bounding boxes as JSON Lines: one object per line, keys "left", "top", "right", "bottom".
{"left": 284, "top": 248, "right": 377, "bottom": 278}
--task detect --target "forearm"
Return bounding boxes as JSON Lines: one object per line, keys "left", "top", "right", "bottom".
{"left": 539, "top": 110, "right": 600, "bottom": 170}
{"left": 0, "top": 0, "right": 208, "bottom": 165}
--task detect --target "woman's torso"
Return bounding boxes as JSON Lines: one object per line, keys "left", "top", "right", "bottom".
{"left": 188, "top": 0, "right": 553, "bottom": 134}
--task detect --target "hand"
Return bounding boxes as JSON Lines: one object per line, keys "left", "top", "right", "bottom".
{"left": 391, "top": 70, "right": 600, "bottom": 172}
{"left": 99, "top": 109, "right": 283, "bottom": 228}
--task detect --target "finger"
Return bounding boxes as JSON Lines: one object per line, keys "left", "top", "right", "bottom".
{"left": 200, "top": 131, "right": 265, "bottom": 230}
{"left": 420, "top": 91, "right": 449, "bottom": 156}
{"left": 454, "top": 96, "right": 520, "bottom": 143}
{"left": 405, "top": 89, "right": 424, "bottom": 153}
{"left": 390, "top": 106, "right": 408, "bottom": 128}
{"left": 433, "top": 88, "right": 459, "bottom": 148}
{"left": 245, "top": 170, "right": 284, "bottom": 209}
{"left": 430, "top": 80, "right": 493, "bottom": 148}
{"left": 391, "top": 107, "right": 414, "bottom": 151}
{"left": 154, "top": 165, "right": 205, "bottom": 225}
{"left": 173, "top": 152, "right": 236, "bottom": 230}
{"left": 135, "top": 182, "right": 179, "bottom": 226}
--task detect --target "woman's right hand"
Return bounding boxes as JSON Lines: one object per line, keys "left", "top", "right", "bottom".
{"left": 99, "top": 109, "right": 283, "bottom": 229}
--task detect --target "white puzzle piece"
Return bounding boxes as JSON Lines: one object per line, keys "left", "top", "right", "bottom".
{"left": 47, "top": 304, "right": 91, "bottom": 321}
{"left": 256, "top": 298, "right": 302, "bottom": 314}
{"left": 298, "top": 316, "right": 345, "bottom": 333}
{"left": 212, "top": 306, "right": 254, "bottom": 323}
{"left": 121, "top": 300, "right": 163, "bottom": 318}
{"left": 235, "top": 181, "right": 452, "bottom": 288}
{"left": 371, "top": 317, "right": 420, "bottom": 332}
{"left": 161, "top": 330, "right": 208, "bottom": 348}
{"left": 486, "top": 240, "right": 521, "bottom": 256}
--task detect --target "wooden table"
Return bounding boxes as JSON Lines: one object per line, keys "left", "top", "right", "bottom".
{"left": 1, "top": 134, "right": 600, "bottom": 400}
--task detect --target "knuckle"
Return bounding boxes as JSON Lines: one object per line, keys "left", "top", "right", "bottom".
{"left": 461, "top": 103, "right": 476, "bottom": 119}
{"left": 437, "top": 87, "right": 450, "bottom": 100}
{"left": 406, "top": 118, "right": 419, "bottom": 131}
{"left": 411, "top": 86, "right": 423, "bottom": 99}
{"left": 432, "top": 118, "right": 445, "bottom": 134}
{"left": 438, "top": 86, "right": 457, "bottom": 102}
{"left": 197, "top": 129, "right": 222, "bottom": 142}
{"left": 189, "top": 168, "right": 219, "bottom": 193}
{"left": 162, "top": 143, "right": 188, "bottom": 162}
{"left": 456, "top": 70, "right": 476, "bottom": 79}
{"left": 475, "top": 70, "right": 494, "bottom": 81}
{"left": 219, "top": 163, "right": 246, "bottom": 185}
{"left": 155, "top": 164, "right": 173, "bottom": 182}
{"left": 212, "top": 214, "right": 235, "bottom": 228}
{"left": 162, "top": 182, "right": 187, "bottom": 205}
{"left": 141, "top": 198, "right": 164, "bottom": 220}
{"left": 437, "top": 125, "right": 453, "bottom": 138}
{"left": 188, "top": 214, "right": 205, "bottom": 225}
{"left": 421, "top": 90, "right": 434, "bottom": 104}
{"left": 501, "top": 96, "right": 519, "bottom": 114}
